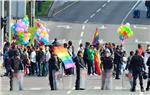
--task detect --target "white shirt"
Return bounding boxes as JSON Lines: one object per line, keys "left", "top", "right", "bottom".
{"left": 30, "top": 51, "right": 36, "bottom": 63}
{"left": 46, "top": 51, "right": 51, "bottom": 62}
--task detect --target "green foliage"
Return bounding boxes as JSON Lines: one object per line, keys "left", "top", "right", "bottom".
{"left": 35, "top": 1, "right": 53, "bottom": 17}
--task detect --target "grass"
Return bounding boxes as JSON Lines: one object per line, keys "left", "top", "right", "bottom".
{"left": 26, "top": 1, "right": 53, "bottom": 17}
{"left": 35, "top": 1, "right": 53, "bottom": 17}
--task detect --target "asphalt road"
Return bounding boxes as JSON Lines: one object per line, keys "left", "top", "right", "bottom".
{"left": 1, "top": 74, "right": 150, "bottom": 95}
{"left": 45, "top": 1, "right": 150, "bottom": 53}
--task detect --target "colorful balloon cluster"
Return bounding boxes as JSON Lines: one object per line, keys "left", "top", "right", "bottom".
{"left": 12, "top": 16, "right": 31, "bottom": 45}
{"left": 118, "top": 23, "right": 133, "bottom": 41}
{"left": 35, "top": 22, "right": 49, "bottom": 45}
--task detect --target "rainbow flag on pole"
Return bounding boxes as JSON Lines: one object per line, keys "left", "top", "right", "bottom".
{"left": 53, "top": 46, "right": 75, "bottom": 69}
{"left": 92, "top": 28, "right": 100, "bottom": 45}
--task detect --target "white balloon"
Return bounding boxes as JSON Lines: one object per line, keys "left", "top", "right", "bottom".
{"left": 125, "top": 22, "right": 130, "bottom": 26}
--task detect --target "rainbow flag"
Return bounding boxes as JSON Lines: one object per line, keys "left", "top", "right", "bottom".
{"left": 53, "top": 46, "right": 75, "bottom": 69}
{"left": 92, "top": 28, "right": 100, "bottom": 45}
{"left": 94, "top": 51, "right": 101, "bottom": 75}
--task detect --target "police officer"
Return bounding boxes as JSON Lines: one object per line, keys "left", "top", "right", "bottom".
{"left": 129, "top": 50, "right": 145, "bottom": 92}
{"left": 74, "top": 51, "right": 86, "bottom": 90}
{"left": 146, "top": 55, "right": 150, "bottom": 91}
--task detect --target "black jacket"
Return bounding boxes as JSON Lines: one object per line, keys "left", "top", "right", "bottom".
{"left": 146, "top": 57, "right": 150, "bottom": 68}
{"left": 102, "top": 56, "right": 113, "bottom": 71}
{"left": 74, "top": 56, "right": 86, "bottom": 70}
{"left": 129, "top": 55, "right": 145, "bottom": 73}
{"left": 49, "top": 57, "right": 60, "bottom": 71}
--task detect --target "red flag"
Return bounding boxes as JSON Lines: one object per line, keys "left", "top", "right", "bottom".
{"left": 94, "top": 52, "right": 101, "bottom": 75}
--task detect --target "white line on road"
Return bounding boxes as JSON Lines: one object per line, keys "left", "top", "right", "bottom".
{"left": 133, "top": 25, "right": 147, "bottom": 30}
{"left": 97, "top": 8, "right": 102, "bottom": 13}
{"left": 140, "top": 92, "right": 144, "bottom": 95}
{"left": 56, "top": 25, "right": 71, "bottom": 29}
{"left": 79, "top": 39, "right": 82, "bottom": 44}
{"left": 84, "top": 19, "right": 89, "bottom": 24}
{"left": 80, "top": 32, "right": 84, "bottom": 37}
{"left": 121, "top": 0, "right": 141, "bottom": 24}
{"left": 53, "top": 2, "right": 78, "bottom": 16}
{"left": 102, "top": 3, "right": 107, "bottom": 8}
{"left": 67, "top": 90, "right": 72, "bottom": 94}
{"left": 30, "top": 88, "right": 42, "bottom": 90}
{"left": 93, "top": 86, "right": 101, "bottom": 89}
{"left": 82, "top": 25, "right": 86, "bottom": 30}
{"left": 90, "top": 14, "right": 95, "bottom": 18}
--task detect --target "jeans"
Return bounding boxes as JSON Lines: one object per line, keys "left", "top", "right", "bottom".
{"left": 87, "top": 60, "right": 94, "bottom": 75}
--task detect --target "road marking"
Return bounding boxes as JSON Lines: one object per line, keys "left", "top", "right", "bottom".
{"left": 84, "top": 19, "right": 89, "bottom": 24}
{"left": 97, "top": 8, "right": 102, "bottom": 13}
{"left": 80, "top": 32, "right": 84, "bottom": 37}
{"left": 79, "top": 39, "right": 82, "bottom": 45}
{"left": 133, "top": 25, "right": 147, "bottom": 30}
{"left": 67, "top": 90, "right": 72, "bottom": 94}
{"left": 99, "top": 25, "right": 106, "bottom": 29}
{"left": 82, "top": 25, "right": 86, "bottom": 30}
{"left": 140, "top": 92, "right": 144, "bottom": 95}
{"left": 53, "top": 2, "right": 78, "bottom": 16}
{"left": 30, "top": 88, "right": 42, "bottom": 90}
{"left": 93, "top": 86, "right": 101, "bottom": 89}
{"left": 102, "top": 3, "right": 107, "bottom": 8}
{"left": 121, "top": 0, "right": 141, "bottom": 24}
{"left": 56, "top": 25, "right": 71, "bottom": 29}
{"left": 90, "top": 14, "right": 95, "bottom": 18}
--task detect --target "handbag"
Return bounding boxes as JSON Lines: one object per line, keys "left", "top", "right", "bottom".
{"left": 142, "top": 71, "right": 148, "bottom": 80}
{"left": 55, "top": 71, "right": 63, "bottom": 80}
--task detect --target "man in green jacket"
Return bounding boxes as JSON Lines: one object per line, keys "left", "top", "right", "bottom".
{"left": 87, "top": 45, "right": 95, "bottom": 75}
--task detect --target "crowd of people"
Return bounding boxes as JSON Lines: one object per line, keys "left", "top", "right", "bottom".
{"left": 1, "top": 38, "right": 150, "bottom": 92}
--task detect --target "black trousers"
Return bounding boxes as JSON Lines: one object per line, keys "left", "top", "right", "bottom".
{"left": 146, "top": 68, "right": 150, "bottom": 89}
{"left": 75, "top": 69, "right": 80, "bottom": 90}
{"left": 87, "top": 60, "right": 94, "bottom": 75}
{"left": 115, "top": 62, "right": 121, "bottom": 78}
{"left": 132, "top": 72, "right": 144, "bottom": 90}
{"left": 49, "top": 70, "right": 57, "bottom": 90}
{"left": 9, "top": 71, "right": 13, "bottom": 90}
{"left": 146, "top": 7, "right": 150, "bottom": 17}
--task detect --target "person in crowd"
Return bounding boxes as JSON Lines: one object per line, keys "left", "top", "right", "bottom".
{"left": 78, "top": 43, "right": 84, "bottom": 53}
{"left": 8, "top": 44, "right": 21, "bottom": 91}
{"left": 114, "top": 45, "right": 124, "bottom": 79}
{"left": 22, "top": 48, "right": 30, "bottom": 76}
{"left": 30, "top": 47, "right": 37, "bottom": 76}
{"left": 144, "top": 45, "right": 150, "bottom": 66}
{"left": 146, "top": 54, "right": 150, "bottom": 91}
{"left": 37, "top": 47, "right": 44, "bottom": 76}
{"left": 137, "top": 44, "right": 144, "bottom": 56}
{"left": 101, "top": 51, "right": 113, "bottom": 90}
{"left": 125, "top": 51, "right": 134, "bottom": 89}
{"left": 3, "top": 42, "right": 10, "bottom": 76}
{"left": 145, "top": 0, "right": 150, "bottom": 18}
{"left": 129, "top": 50, "right": 145, "bottom": 92}
{"left": 45, "top": 46, "right": 51, "bottom": 76}
{"left": 52, "top": 38, "right": 59, "bottom": 46}
{"left": 11, "top": 53, "right": 24, "bottom": 91}
{"left": 74, "top": 51, "right": 86, "bottom": 90}
{"left": 83, "top": 42, "right": 90, "bottom": 66}
{"left": 87, "top": 45, "right": 95, "bottom": 75}
{"left": 49, "top": 53, "right": 61, "bottom": 90}
{"left": 67, "top": 41, "right": 75, "bottom": 75}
